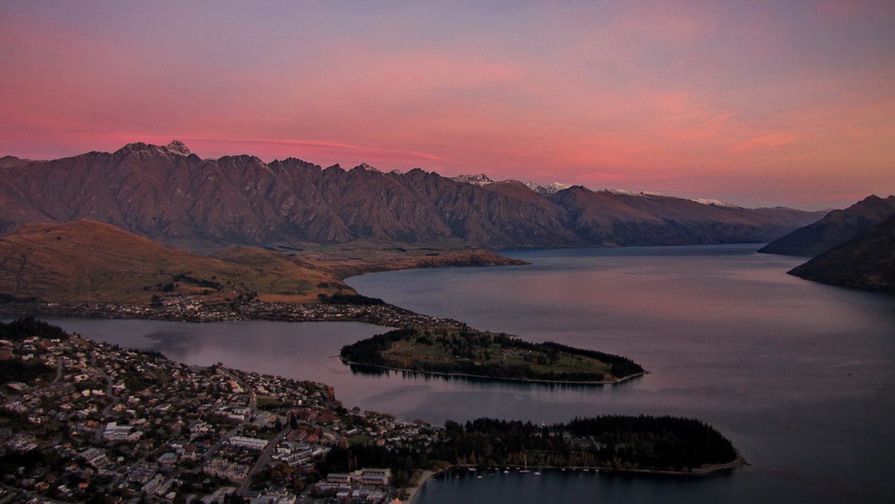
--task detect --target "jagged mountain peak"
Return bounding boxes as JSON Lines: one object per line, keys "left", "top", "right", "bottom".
{"left": 115, "top": 140, "right": 192, "bottom": 157}
{"left": 115, "top": 142, "right": 151, "bottom": 154}
{"left": 0, "top": 155, "right": 31, "bottom": 168}
{"left": 353, "top": 162, "right": 381, "bottom": 173}
{"left": 452, "top": 175, "right": 576, "bottom": 195}
{"left": 523, "top": 181, "right": 574, "bottom": 195}
{"left": 270, "top": 157, "right": 321, "bottom": 170}
{"left": 452, "top": 173, "right": 495, "bottom": 186}
{"left": 0, "top": 142, "right": 825, "bottom": 249}
{"left": 522, "top": 180, "right": 542, "bottom": 192}
{"left": 165, "top": 140, "right": 192, "bottom": 156}
{"left": 545, "top": 182, "right": 572, "bottom": 194}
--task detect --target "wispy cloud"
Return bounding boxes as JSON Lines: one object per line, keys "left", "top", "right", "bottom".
{"left": 178, "top": 136, "right": 443, "bottom": 162}
{"left": 733, "top": 133, "right": 796, "bottom": 152}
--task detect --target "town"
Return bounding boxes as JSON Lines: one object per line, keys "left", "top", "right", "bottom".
{"left": 4, "top": 295, "right": 463, "bottom": 329}
{"left": 0, "top": 319, "right": 444, "bottom": 503}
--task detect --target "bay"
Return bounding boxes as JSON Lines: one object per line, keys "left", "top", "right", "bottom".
{"left": 348, "top": 244, "right": 895, "bottom": 504}
{"left": 19, "top": 244, "right": 895, "bottom": 503}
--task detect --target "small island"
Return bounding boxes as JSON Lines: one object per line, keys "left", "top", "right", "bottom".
{"left": 340, "top": 327, "right": 645, "bottom": 384}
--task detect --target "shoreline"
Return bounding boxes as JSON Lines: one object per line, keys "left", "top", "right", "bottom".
{"left": 1, "top": 317, "right": 743, "bottom": 503}
{"left": 3, "top": 304, "right": 649, "bottom": 388}
{"left": 344, "top": 360, "right": 648, "bottom": 386}
{"left": 403, "top": 456, "right": 746, "bottom": 502}
{"left": 402, "top": 469, "right": 444, "bottom": 504}
{"left": 450, "top": 456, "right": 746, "bottom": 477}
{"left": 0, "top": 299, "right": 463, "bottom": 327}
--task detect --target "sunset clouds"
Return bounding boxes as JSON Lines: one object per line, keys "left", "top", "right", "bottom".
{"left": 2, "top": 0, "right": 893, "bottom": 209}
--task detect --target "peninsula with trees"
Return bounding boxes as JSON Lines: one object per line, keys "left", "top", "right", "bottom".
{"left": 340, "top": 327, "right": 645, "bottom": 384}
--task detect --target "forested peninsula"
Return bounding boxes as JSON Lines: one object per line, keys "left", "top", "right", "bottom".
{"left": 321, "top": 415, "right": 743, "bottom": 480}
{"left": 340, "top": 327, "right": 645, "bottom": 384}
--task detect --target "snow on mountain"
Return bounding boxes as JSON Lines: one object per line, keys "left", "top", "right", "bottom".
{"left": 165, "top": 140, "right": 192, "bottom": 156}
{"left": 543, "top": 182, "right": 572, "bottom": 194}
{"left": 518, "top": 181, "right": 573, "bottom": 195}
{"left": 603, "top": 189, "right": 668, "bottom": 197}
{"left": 452, "top": 174, "right": 578, "bottom": 195}
{"left": 452, "top": 173, "right": 738, "bottom": 208}
{"left": 692, "top": 198, "right": 740, "bottom": 208}
{"left": 452, "top": 173, "right": 495, "bottom": 186}
{"left": 522, "top": 181, "right": 542, "bottom": 192}
{"left": 604, "top": 188, "right": 639, "bottom": 196}
{"left": 354, "top": 162, "right": 381, "bottom": 173}
{"left": 0, "top": 141, "right": 825, "bottom": 249}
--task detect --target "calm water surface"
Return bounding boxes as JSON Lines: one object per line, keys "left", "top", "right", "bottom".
{"left": 27, "top": 245, "right": 895, "bottom": 503}
{"left": 350, "top": 244, "right": 895, "bottom": 504}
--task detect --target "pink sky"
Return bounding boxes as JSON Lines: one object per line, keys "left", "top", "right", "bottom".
{"left": 2, "top": 0, "right": 894, "bottom": 210}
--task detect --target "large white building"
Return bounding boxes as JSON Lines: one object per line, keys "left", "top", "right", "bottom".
{"left": 227, "top": 435, "right": 268, "bottom": 450}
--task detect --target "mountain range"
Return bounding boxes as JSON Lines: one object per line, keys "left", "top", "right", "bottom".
{"left": 758, "top": 195, "right": 895, "bottom": 257}
{"left": 788, "top": 215, "right": 895, "bottom": 293}
{"left": 0, "top": 141, "right": 823, "bottom": 251}
{"left": 755, "top": 194, "right": 895, "bottom": 293}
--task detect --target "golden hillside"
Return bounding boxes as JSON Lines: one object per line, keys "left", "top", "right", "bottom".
{"left": 0, "top": 220, "right": 346, "bottom": 304}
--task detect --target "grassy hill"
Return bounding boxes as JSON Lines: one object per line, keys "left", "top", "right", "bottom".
{"left": 0, "top": 220, "right": 346, "bottom": 304}
{"left": 0, "top": 220, "right": 527, "bottom": 307}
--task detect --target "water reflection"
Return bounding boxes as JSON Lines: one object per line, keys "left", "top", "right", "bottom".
{"left": 347, "top": 363, "right": 644, "bottom": 390}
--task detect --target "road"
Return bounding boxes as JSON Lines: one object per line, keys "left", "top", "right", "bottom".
{"left": 91, "top": 353, "right": 121, "bottom": 441}
{"left": 204, "top": 369, "right": 258, "bottom": 460}
{"left": 238, "top": 425, "right": 291, "bottom": 496}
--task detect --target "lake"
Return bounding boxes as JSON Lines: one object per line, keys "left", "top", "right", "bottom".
{"left": 26, "top": 244, "right": 895, "bottom": 503}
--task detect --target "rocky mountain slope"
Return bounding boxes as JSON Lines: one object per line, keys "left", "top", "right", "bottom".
{"left": 0, "top": 141, "right": 823, "bottom": 250}
{"left": 788, "top": 216, "right": 895, "bottom": 293}
{"left": 759, "top": 195, "right": 895, "bottom": 257}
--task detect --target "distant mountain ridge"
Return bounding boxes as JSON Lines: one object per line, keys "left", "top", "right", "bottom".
{"left": 0, "top": 141, "right": 823, "bottom": 250}
{"left": 759, "top": 195, "right": 895, "bottom": 257}
{"left": 788, "top": 216, "right": 895, "bottom": 293}
{"left": 452, "top": 174, "right": 738, "bottom": 205}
